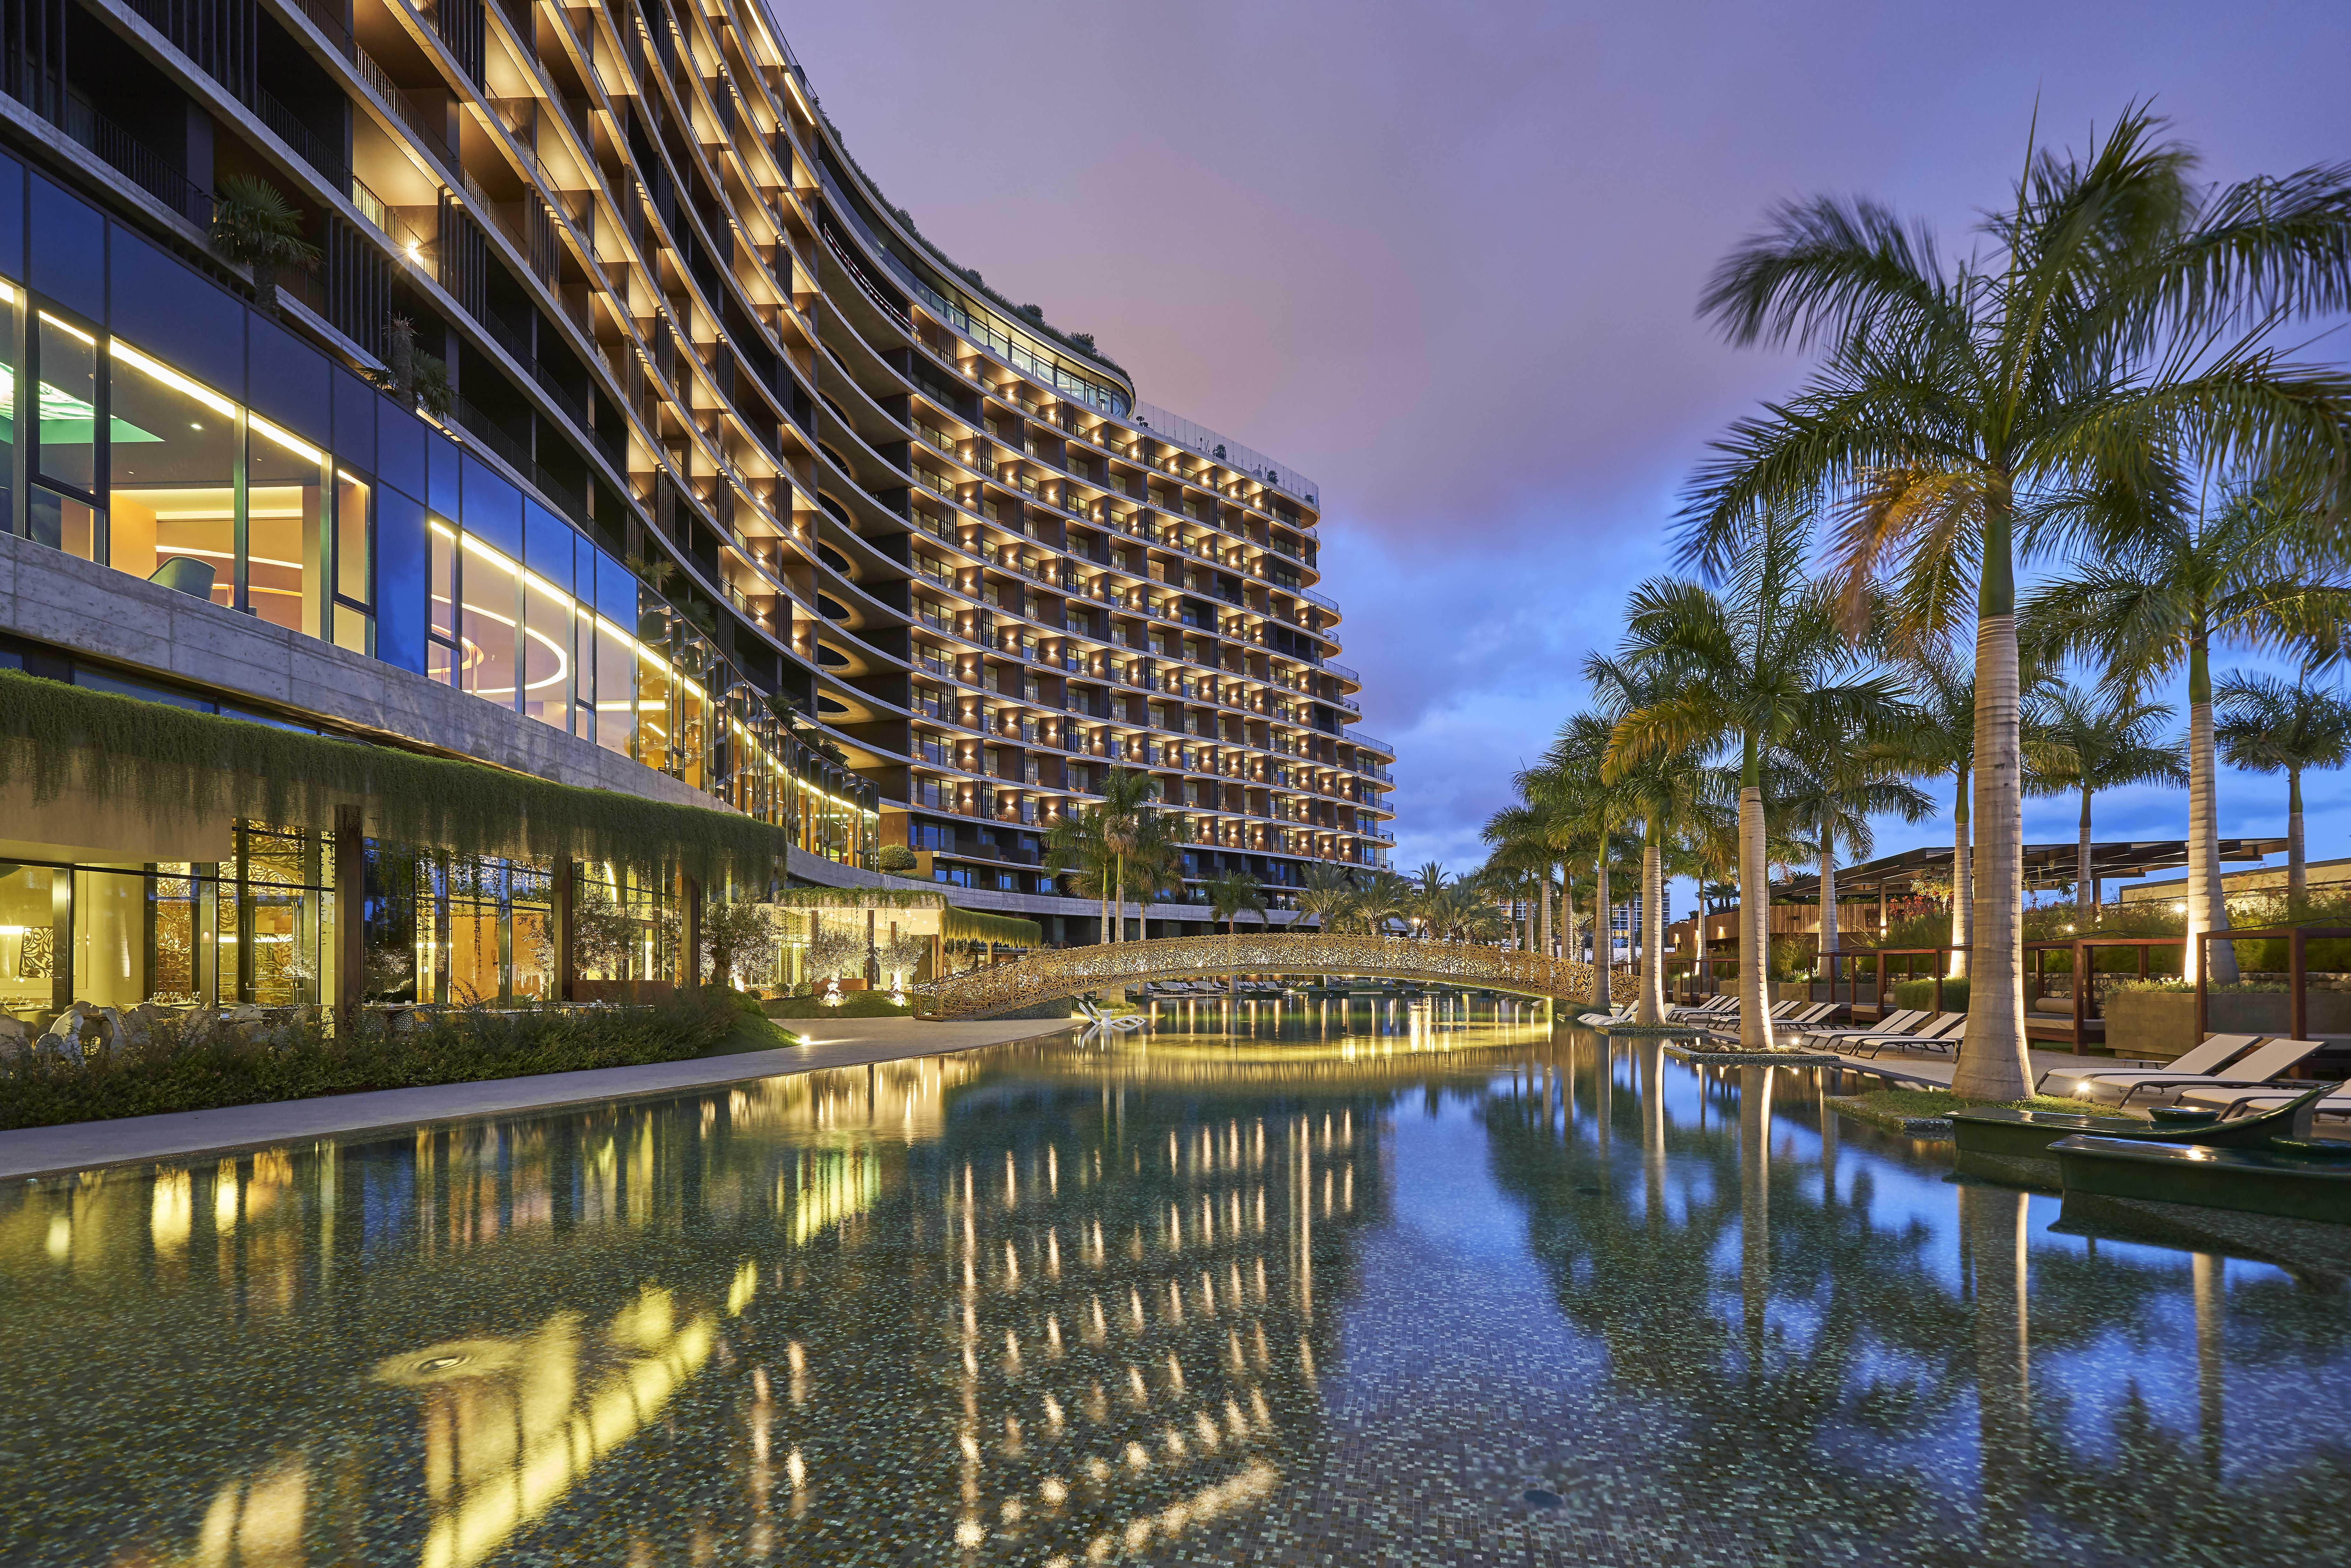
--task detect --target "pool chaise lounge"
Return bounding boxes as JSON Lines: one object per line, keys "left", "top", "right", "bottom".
{"left": 1794, "top": 1008, "right": 1928, "bottom": 1048}
{"left": 2037, "top": 1034, "right": 2267, "bottom": 1100}
{"left": 1837, "top": 1012, "right": 1972, "bottom": 1059}
{"left": 2091, "top": 1037, "right": 2326, "bottom": 1107}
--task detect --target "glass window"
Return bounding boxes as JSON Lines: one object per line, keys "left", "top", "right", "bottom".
{"left": 0, "top": 280, "right": 16, "bottom": 526}
{"left": 595, "top": 614, "right": 636, "bottom": 759}
{"left": 459, "top": 535, "right": 520, "bottom": 708}
{"left": 27, "top": 486, "right": 98, "bottom": 560}
{"left": 0, "top": 864, "right": 60, "bottom": 1016}
{"left": 332, "top": 469, "right": 373, "bottom": 655}
{"left": 521, "top": 568, "right": 570, "bottom": 730}
{"left": 428, "top": 520, "right": 457, "bottom": 685}
{"left": 633, "top": 638, "right": 671, "bottom": 769}
{"left": 106, "top": 340, "right": 238, "bottom": 609}
{"left": 33, "top": 308, "right": 99, "bottom": 497}
{"left": 247, "top": 414, "right": 326, "bottom": 635}
{"left": 572, "top": 599, "right": 596, "bottom": 745}
{"left": 233, "top": 824, "right": 333, "bottom": 1008}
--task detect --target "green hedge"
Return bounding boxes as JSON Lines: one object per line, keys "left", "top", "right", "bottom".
{"left": 762, "top": 991, "right": 913, "bottom": 1019}
{"left": 0, "top": 988, "right": 739, "bottom": 1132}
{"left": 1891, "top": 976, "right": 1969, "bottom": 1013}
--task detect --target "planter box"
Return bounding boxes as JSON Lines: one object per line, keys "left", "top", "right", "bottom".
{"left": 2104, "top": 987, "right": 2351, "bottom": 1058}
{"left": 2101, "top": 991, "right": 2196, "bottom": 1059}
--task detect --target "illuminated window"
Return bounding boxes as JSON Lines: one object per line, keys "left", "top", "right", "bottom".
{"left": 106, "top": 342, "right": 237, "bottom": 610}
{"left": 246, "top": 414, "right": 326, "bottom": 635}
{"left": 332, "top": 471, "right": 374, "bottom": 654}
{"left": 459, "top": 537, "right": 521, "bottom": 708}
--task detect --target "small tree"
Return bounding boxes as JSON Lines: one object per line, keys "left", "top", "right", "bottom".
{"left": 876, "top": 843, "right": 918, "bottom": 874}
{"left": 572, "top": 886, "right": 643, "bottom": 978}
{"left": 701, "top": 900, "right": 779, "bottom": 990}
{"left": 210, "top": 176, "right": 320, "bottom": 322}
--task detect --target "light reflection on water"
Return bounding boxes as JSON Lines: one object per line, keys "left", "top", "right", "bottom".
{"left": 0, "top": 1016, "right": 2347, "bottom": 1566}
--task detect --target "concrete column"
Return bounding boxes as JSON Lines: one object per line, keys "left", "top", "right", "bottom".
{"left": 334, "top": 805, "right": 364, "bottom": 1020}
{"left": 553, "top": 857, "right": 576, "bottom": 1002}
{"left": 677, "top": 873, "right": 700, "bottom": 987}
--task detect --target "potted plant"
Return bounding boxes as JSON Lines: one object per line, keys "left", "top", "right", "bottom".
{"left": 209, "top": 176, "right": 320, "bottom": 322}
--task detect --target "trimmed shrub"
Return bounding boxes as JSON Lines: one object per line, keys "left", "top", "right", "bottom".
{"left": 1890, "top": 976, "right": 1969, "bottom": 1013}
{"left": 0, "top": 989, "right": 739, "bottom": 1132}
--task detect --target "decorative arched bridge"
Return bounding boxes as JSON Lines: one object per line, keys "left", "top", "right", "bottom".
{"left": 910, "top": 933, "right": 1638, "bottom": 1021}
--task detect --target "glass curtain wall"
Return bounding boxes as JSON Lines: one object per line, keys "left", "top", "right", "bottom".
{"left": 0, "top": 826, "right": 336, "bottom": 1025}
{"left": 2, "top": 288, "right": 879, "bottom": 866}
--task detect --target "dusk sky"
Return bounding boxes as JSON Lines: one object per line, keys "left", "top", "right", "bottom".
{"left": 781, "top": 0, "right": 2351, "bottom": 909}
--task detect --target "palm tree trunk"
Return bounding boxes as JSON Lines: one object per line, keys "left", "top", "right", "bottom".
{"left": 1640, "top": 826, "right": 1665, "bottom": 1025}
{"left": 1590, "top": 849, "right": 1612, "bottom": 1010}
{"left": 2077, "top": 787, "right": 2095, "bottom": 930}
{"left": 1541, "top": 868, "right": 1554, "bottom": 959}
{"left": 2288, "top": 766, "right": 2306, "bottom": 906}
{"left": 1738, "top": 780, "right": 1774, "bottom": 1051}
{"left": 1818, "top": 823, "right": 1840, "bottom": 974}
{"left": 2185, "top": 636, "right": 2238, "bottom": 984}
{"left": 1693, "top": 882, "right": 1710, "bottom": 996}
{"left": 1953, "top": 581, "right": 2029, "bottom": 1101}
{"left": 1951, "top": 766, "right": 1972, "bottom": 980}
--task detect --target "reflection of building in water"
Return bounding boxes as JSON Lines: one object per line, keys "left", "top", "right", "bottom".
{"left": 0, "top": 1039, "right": 1392, "bottom": 1565}
{"left": 377, "top": 1289, "right": 719, "bottom": 1568}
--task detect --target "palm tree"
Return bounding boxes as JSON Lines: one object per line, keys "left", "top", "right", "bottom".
{"left": 1604, "top": 505, "right": 1909, "bottom": 1049}
{"left": 1897, "top": 652, "right": 1980, "bottom": 978}
{"left": 1590, "top": 653, "right": 1722, "bottom": 1022}
{"left": 1682, "top": 108, "right": 2351, "bottom": 1095}
{"left": 2022, "top": 681, "right": 2187, "bottom": 924}
{"left": 1043, "top": 807, "right": 1119, "bottom": 944}
{"left": 1772, "top": 738, "right": 1934, "bottom": 964}
{"left": 2216, "top": 671, "right": 2351, "bottom": 903}
{"left": 209, "top": 175, "right": 320, "bottom": 322}
{"left": 1091, "top": 766, "right": 1167, "bottom": 944}
{"left": 1293, "top": 864, "right": 1356, "bottom": 935}
{"left": 1527, "top": 718, "right": 1647, "bottom": 1011}
{"left": 1202, "top": 868, "right": 1269, "bottom": 1001}
{"left": 1404, "top": 862, "right": 1451, "bottom": 937}
{"left": 2023, "top": 481, "right": 2351, "bottom": 979}
{"left": 1483, "top": 802, "right": 1569, "bottom": 959}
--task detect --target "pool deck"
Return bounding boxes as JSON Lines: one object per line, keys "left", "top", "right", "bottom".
{"left": 0, "top": 1017, "right": 1076, "bottom": 1182}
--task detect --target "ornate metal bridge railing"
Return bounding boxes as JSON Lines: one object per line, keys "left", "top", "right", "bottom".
{"left": 909, "top": 933, "right": 1635, "bottom": 1020}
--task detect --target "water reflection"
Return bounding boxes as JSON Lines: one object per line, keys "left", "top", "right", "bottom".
{"left": 0, "top": 1027, "right": 2346, "bottom": 1565}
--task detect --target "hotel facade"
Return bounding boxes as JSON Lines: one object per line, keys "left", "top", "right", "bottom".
{"left": 0, "top": 0, "right": 1391, "bottom": 1017}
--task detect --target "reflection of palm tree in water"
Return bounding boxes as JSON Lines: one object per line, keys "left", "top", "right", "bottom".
{"left": 1481, "top": 1042, "right": 2351, "bottom": 1565}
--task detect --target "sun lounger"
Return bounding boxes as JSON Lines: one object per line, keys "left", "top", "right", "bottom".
{"left": 2100, "top": 1038, "right": 2328, "bottom": 1107}
{"left": 1668, "top": 995, "right": 1735, "bottom": 1021}
{"left": 1842, "top": 1012, "right": 1971, "bottom": 1058}
{"left": 2175, "top": 1080, "right": 2351, "bottom": 1120}
{"left": 1076, "top": 999, "right": 1145, "bottom": 1034}
{"left": 1796, "top": 1008, "right": 1927, "bottom": 1047}
{"left": 2038, "top": 1034, "right": 2269, "bottom": 1100}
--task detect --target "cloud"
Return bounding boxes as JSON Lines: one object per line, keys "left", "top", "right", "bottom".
{"left": 775, "top": 0, "right": 2351, "bottom": 885}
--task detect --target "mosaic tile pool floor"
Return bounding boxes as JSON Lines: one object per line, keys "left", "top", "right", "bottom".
{"left": 2, "top": 1014, "right": 2348, "bottom": 1566}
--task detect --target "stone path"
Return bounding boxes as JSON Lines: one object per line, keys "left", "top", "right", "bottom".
{"left": 0, "top": 1017, "right": 1074, "bottom": 1181}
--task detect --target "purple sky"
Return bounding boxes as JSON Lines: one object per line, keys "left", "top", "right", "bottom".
{"left": 780, "top": 0, "right": 2351, "bottom": 907}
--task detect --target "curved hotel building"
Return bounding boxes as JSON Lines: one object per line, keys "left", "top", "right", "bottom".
{"left": 0, "top": 0, "right": 1392, "bottom": 1013}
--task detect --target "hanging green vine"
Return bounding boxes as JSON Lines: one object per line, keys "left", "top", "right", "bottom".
{"left": 0, "top": 670, "right": 791, "bottom": 884}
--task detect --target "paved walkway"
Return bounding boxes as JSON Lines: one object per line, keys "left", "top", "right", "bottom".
{"left": 0, "top": 1017, "right": 1074, "bottom": 1182}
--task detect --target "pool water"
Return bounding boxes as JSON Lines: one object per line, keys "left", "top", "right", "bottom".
{"left": 2, "top": 1017, "right": 2347, "bottom": 1566}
